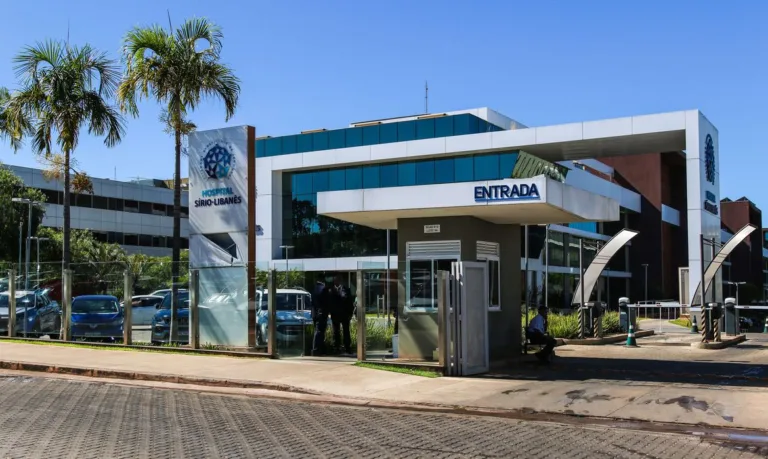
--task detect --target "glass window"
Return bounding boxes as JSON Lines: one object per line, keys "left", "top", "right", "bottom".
{"left": 345, "top": 167, "right": 362, "bottom": 189}
{"left": 398, "top": 162, "right": 416, "bottom": 186}
{"left": 313, "top": 171, "right": 330, "bottom": 192}
{"left": 570, "top": 222, "right": 598, "bottom": 233}
{"left": 108, "top": 197, "right": 122, "bottom": 211}
{"left": 152, "top": 203, "right": 166, "bottom": 215}
{"left": 328, "top": 130, "right": 345, "bottom": 149}
{"left": 329, "top": 169, "right": 345, "bottom": 191}
{"left": 380, "top": 164, "right": 398, "bottom": 187}
{"left": 124, "top": 200, "right": 139, "bottom": 213}
{"left": 474, "top": 154, "right": 500, "bottom": 181}
{"left": 312, "top": 131, "right": 329, "bottom": 151}
{"left": 124, "top": 234, "right": 139, "bottom": 246}
{"left": 282, "top": 135, "right": 297, "bottom": 154}
{"left": 416, "top": 119, "right": 435, "bottom": 140}
{"left": 362, "top": 125, "right": 379, "bottom": 146}
{"left": 397, "top": 121, "right": 416, "bottom": 142}
{"left": 363, "top": 165, "right": 380, "bottom": 188}
{"left": 345, "top": 128, "right": 363, "bottom": 148}
{"left": 415, "top": 160, "right": 435, "bottom": 185}
{"left": 93, "top": 196, "right": 108, "bottom": 210}
{"left": 499, "top": 152, "right": 518, "bottom": 178}
{"left": 453, "top": 114, "right": 472, "bottom": 135}
{"left": 435, "top": 116, "right": 453, "bottom": 137}
{"left": 478, "top": 119, "right": 489, "bottom": 133}
{"left": 454, "top": 156, "right": 474, "bottom": 182}
{"left": 256, "top": 139, "right": 267, "bottom": 157}
{"left": 488, "top": 259, "right": 500, "bottom": 309}
{"left": 547, "top": 232, "right": 565, "bottom": 267}
{"left": 380, "top": 123, "right": 398, "bottom": 143}
{"left": 139, "top": 234, "right": 152, "bottom": 247}
{"left": 297, "top": 134, "right": 313, "bottom": 153}
{"left": 434, "top": 158, "right": 454, "bottom": 184}
{"left": 265, "top": 137, "right": 282, "bottom": 156}
{"left": 294, "top": 173, "right": 313, "bottom": 195}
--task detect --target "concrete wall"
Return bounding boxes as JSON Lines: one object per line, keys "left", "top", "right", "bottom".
{"left": 396, "top": 216, "right": 522, "bottom": 362}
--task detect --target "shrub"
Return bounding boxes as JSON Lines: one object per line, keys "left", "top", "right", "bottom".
{"left": 523, "top": 310, "right": 623, "bottom": 339}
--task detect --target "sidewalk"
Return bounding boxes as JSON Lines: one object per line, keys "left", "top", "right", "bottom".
{"left": 1, "top": 341, "right": 767, "bottom": 430}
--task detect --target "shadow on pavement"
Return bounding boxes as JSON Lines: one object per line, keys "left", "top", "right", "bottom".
{"left": 485, "top": 354, "right": 768, "bottom": 388}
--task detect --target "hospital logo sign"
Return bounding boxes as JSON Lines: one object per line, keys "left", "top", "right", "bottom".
{"left": 199, "top": 140, "right": 236, "bottom": 180}
{"left": 474, "top": 183, "right": 540, "bottom": 202}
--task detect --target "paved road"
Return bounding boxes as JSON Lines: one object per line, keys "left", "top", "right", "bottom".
{"left": 0, "top": 374, "right": 763, "bottom": 458}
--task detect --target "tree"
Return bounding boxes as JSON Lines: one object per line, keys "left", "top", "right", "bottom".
{"left": 0, "top": 164, "right": 46, "bottom": 269}
{"left": 6, "top": 40, "right": 125, "bottom": 274}
{"left": 119, "top": 17, "right": 240, "bottom": 340}
{"left": 0, "top": 87, "right": 28, "bottom": 150}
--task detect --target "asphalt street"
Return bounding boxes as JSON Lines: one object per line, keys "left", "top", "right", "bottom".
{"left": 0, "top": 373, "right": 764, "bottom": 458}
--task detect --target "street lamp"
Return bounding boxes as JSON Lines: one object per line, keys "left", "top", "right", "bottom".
{"left": 29, "top": 237, "right": 49, "bottom": 290}
{"left": 641, "top": 264, "right": 649, "bottom": 301}
{"left": 279, "top": 245, "right": 294, "bottom": 288}
{"left": 12, "top": 198, "right": 42, "bottom": 291}
{"left": 725, "top": 281, "right": 746, "bottom": 305}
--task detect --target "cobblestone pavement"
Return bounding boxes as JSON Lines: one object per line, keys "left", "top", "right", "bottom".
{"left": 0, "top": 375, "right": 764, "bottom": 459}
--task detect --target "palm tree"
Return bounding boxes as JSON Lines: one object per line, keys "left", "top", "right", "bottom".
{"left": 0, "top": 87, "right": 28, "bottom": 150}
{"left": 7, "top": 41, "right": 124, "bottom": 272}
{"left": 118, "top": 17, "right": 240, "bottom": 340}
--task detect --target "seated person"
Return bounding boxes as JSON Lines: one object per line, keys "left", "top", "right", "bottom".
{"left": 526, "top": 306, "right": 557, "bottom": 361}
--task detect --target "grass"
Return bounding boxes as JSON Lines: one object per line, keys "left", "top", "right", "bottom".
{"left": 303, "top": 318, "right": 395, "bottom": 354}
{"left": 669, "top": 318, "right": 691, "bottom": 328}
{"left": 0, "top": 338, "right": 261, "bottom": 358}
{"left": 522, "top": 310, "right": 624, "bottom": 339}
{"left": 354, "top": 361, "right": 440, "bottom": 378}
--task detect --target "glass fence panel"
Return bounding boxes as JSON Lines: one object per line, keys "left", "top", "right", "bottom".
{"left": 198, "top": 266, "right": 248, "bottom": 348}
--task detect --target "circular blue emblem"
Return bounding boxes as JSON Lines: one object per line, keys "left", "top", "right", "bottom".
{"left": 201, "top": 143, "right": 234, "bottom": 180}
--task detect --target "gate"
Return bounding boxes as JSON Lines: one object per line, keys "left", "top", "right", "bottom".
{"left": 443, "top": 261, "right": 488, "bottom": 376}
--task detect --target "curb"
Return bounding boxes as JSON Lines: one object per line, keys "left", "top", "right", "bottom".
{"left": 562, "top": 330, "right": 654, "bottom": 345}
{"left": 691, "top": 334, "right": 747, "bottom": 350}
{"left": 0, "top": 360, "right": 319, "bottom": 395}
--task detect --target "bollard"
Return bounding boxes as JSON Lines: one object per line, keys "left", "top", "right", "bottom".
{"left": 626, "top": 323, "right": 638, "bottom": 347}
{"left": 577, "top": 304, "right": 584, "bottom": 339}
{"left": 690, "top": 314, "right": 699, "bottom": 334}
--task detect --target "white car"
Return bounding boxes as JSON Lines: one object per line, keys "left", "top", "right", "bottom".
{"left": 126, "top": 295, "right": 164, "bottom": 325}
{"left": 150, "top": 288, "right": 188, "bottom": 298}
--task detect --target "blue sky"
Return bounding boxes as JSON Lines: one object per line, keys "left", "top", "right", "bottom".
{"left": 0, "top": 1, "right": 766, "bottom": 208}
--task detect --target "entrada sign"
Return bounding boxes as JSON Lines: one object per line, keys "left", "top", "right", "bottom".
{"left": 474, "top": 183, "right": 540, "bottom": 202}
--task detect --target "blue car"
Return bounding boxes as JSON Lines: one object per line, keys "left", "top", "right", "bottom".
{"left": 0, "top": 290, "right": 61, "bottom": 337}
{"left": 70, "top": 295, "right": 124, "bottom": 341}
{"left": 151, "top": 291, "right": 190, "bottom": 345}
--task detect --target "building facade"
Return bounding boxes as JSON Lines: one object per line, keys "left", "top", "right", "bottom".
{"left": 7, "top": 165, "right": 190, "bottom": 257}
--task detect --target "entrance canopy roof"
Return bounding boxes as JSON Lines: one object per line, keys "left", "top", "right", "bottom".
{"left": 317, "top": 175, "right": 620, "bottom": 230}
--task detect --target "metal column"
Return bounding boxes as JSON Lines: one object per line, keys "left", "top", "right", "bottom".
{"left": 7, "top": 270, "right": 15, "bottom": 337}
{"left": 61, "top": 269, "right": 72, "bottom": 341}
{"left": 123, "top": 271, "right": 133, "bottom": 345}
{"left": 189, "top": 270, "right": 200, "bottom": 349}
{"left": 437, "top": 270, "right": 449, "bottom": 372}
{"left": 267, "top": 269, "right": 277, "bottom": 357}
{"left": 356, "top": 270, "right": 366, "bottom": 361}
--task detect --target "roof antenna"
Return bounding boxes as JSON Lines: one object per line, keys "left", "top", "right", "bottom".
{"left": 424, "top": 81, "right": 429, "bottom": 114}
{"left": 167, "top": 9, "right": 173, "bottom": 32}
{"left": 66, "top": 19, "right": 70, "bottom": 49}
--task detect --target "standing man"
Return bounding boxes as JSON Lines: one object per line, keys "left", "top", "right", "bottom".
{"left": 311, "top": 276, "right": 330, "bottom": 356}
{"left": 330, "top": 274, "right": 354, "bottom": 355}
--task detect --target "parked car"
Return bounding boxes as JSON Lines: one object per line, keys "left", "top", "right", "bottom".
{"left": 151, "top": 291, "right": 190, "bottom": 345}
{"left": 256, "top": 288, "right": 313, "bottom": 346}
{"left": 70, "top": 295, "right": 124, "bottom": 341}
{"left": 0, "top": 289, "right": 61, "bottom": 337}
{"left": 150, "top": 288, "right": 188, "bottom": 298}
{"left": 123, "top": 295, "right": 164, "bottom": 325}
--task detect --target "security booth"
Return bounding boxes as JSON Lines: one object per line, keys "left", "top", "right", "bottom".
{"left": 318, "top": 175, "right": 620, "bottom": 374}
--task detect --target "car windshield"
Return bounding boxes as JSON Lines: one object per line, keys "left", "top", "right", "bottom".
{"left": 0, "top": 294, "right": 36, "bottom": 307}
{"left": 160, "top": 292, "right": 190, "bottom": 309}
{"left": 261, "top": 293, "right": 311, "bottom": 311}
{"left": 73, "top": 299, "right": 119, "bottom": 314}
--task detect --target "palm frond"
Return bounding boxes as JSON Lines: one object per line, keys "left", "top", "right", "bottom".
{"left": 176, "top": 17, "right": 223, "bottom": 56}
{"left": 13, "top": 40, "right": 65, "bottom": 84}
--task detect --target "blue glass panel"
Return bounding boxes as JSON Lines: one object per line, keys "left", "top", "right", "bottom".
{"left": 294, "top": 173, "right": 313, "bottom": 195}
{"left": 499, "top": 152, "right": 518, "bottom": 178}
{"left": 290, "top": 174, "right": 297, "bottom": 197}
{"left": 435, "top": 116, "right": 453, "bottom": 137}
{"left": 297, "top": 134, "right": 313, "bottom": 153}
{"left": 345, "top": 128, "right": 363, "bottom": 147}
{"left": 474, "top": 154, "right": 500, "bottom": 180}
{"left": 380, "top": 164, "right": 398, "bottom": 187}
{"left": 454, "top": 156, "right": 474, "bottom": 182}
{"left": 256, "top": 139, "right": 266, "bottom": 157}
{"left": 398, "top": 121, "right": 416, "bottom": 141}
{"left": 282, "top": 135, "right": 297, "bottom": 154}
{"left": 313, "top": 131, "right": 329, "bottom": 150}
{"left": 416, "top": 119, "right": 435, "bottom": 140}
{"left": 453, "top": 114, "right": 472, "bottom": 135}
{"left": 296, "top": 193, "right": 317, "bottom": 207}
{"left": 434, "top": 158, "right": 454, "bottom": 184}
{"left": 362, "top": 125, "right": 379, "bottom": 146}
{"left": 468, "top": 115, "right": 479, "bottom": 133}
{"left": 313, "top": 170, "right": 330, "bottom": 192}
{"left": 363, "top": 165, "right": 380, "bottom": 188}
{"left": 328, "top": 130, "right": 346, "bottom": 149}
{"left": 398, "top": 162, "right": 416, "bottom": 186}
{"left": 569, "top": 222, "right": 598, "bottom": 233}
{"left": 265, "top": 137, "right": 282, "bottom": 156}
{"left": 380, "top": 123, "right": 398, "bottom": 143}
{"left": 345, "top": 167, "right": 362, "bottom": 189}
{"left": 477, "top": 119, "right": 489, "bottom": 133}
{"left": 415, "top": 160, "right": 435, "bottom": 185}
{"left": 329, "top": 169, "right": 346, "bottom": 191}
